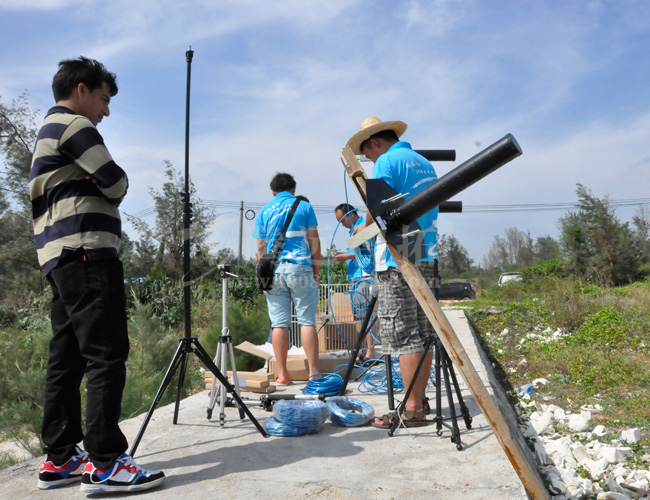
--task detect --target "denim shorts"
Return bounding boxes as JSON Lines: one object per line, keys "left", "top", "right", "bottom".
{"left": 266, "top": 262, "right": 318, "bottom": 327}
{"left": 376, "top": 262, "right": 436, "bottom": 356}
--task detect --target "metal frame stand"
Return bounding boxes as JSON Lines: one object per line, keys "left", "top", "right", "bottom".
{"left": 129, "top": 50, "right": 267, "bottom": 457}
{"left": 207, "top": 265, "right": 246, "bottom": 424}
{"left": 387, "top": 335, "right": 472, "bottom": 450}
{"left": 129, "top": 335, "right": 266, "bottom": 457}
{"left": 337, "top": 277, "right": 472, "bottom": 449}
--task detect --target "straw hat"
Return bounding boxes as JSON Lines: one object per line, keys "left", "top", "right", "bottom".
{"left": 346, "top": 117, "right": 408, "bottom": 155}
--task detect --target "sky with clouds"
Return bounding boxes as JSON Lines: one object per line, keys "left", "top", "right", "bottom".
{"left": 1, "top": 0, "right": 649, "bottom": 264}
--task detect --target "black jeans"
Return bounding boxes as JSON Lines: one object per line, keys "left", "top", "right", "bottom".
{"left": 43, "top": 254, "right": 129, "bottom": 468}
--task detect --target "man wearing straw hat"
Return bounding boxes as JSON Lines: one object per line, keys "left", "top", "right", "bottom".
{"left": 347, "top": 117, "right": 439, "bottom": 428}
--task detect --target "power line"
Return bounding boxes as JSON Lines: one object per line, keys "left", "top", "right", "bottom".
{"left": 462, "top": 198, "right": 650, "bottom": 213}
{"left": 124, "top": 197, "right": 650, "bottom": 219}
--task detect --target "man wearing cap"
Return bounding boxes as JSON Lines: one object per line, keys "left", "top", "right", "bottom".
{"left": 333, "top": 203, "right": 376, "bottom": 361}
{"left": 347, "top": 117, "right": 438, "bottom": 428}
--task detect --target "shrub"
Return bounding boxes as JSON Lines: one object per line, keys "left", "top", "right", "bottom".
{"left": 0, "top": 322, "right": 50, "bottom": 465}
{"left": 198, "top": 295, "right": 270, "bottom": 373}
{"left": 0, "top": 306, "right": 15, "bottom": 328}
{"left": 122, "top": 298, "right": 204, "bottom": 419}
{"left": 127, "top": 273, "right": 184, "bottom": 327}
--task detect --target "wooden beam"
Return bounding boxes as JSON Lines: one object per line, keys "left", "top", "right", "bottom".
{"left": 347, "top": 223, "right": 380, "bottom": 250}
{"left": 340, "top": 146, "right": 550, "bottom": 500}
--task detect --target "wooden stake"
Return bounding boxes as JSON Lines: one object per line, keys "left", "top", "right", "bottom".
{"left": 341, "top": 146, "right": 550, "bottom": 500}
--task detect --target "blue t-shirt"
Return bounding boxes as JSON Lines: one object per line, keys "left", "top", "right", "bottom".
{"left": 373, "top": 141, "right": 438, "bottom": 270}
{"left": 346, "top": 215, "right": 366, "bottom": 280}
{"left": 253, "top": 191, "right": 318, "bottom": 266}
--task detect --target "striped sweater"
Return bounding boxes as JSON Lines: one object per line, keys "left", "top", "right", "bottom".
{"left": 29, "top": 106, "right": 128, "bottom": 275}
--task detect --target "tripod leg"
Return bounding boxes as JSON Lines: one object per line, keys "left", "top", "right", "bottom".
{"left": 130, "top": 340, "right": 186, "bottom": 457}
{"left": 191, "top": 338, "right": 267, "bottom": 437}
{"left": 227, "top": 341, "right": 245, "bottom": 419}
{"left": 441, "top": 354, "right": 463, "bottom": 451}
{"left": 207, "top": 370, "right": 218, "bottom": 420}
{"left": 173, "top": 349, "right": 189, "bottom": 425}
{"left": 386, "top": 354, "right": 394, "bottom": 410}
{"left": 338, "top": 295, "right": 377, "bottom": 395}
{"left": 434, "top": 341, "right": 444, "bottom": 436}
{"left": 219, "top": 338, "right": 228, "bottom": 426}
{"left": 388, "top": 336, "right": 433, "bottom": 437}
{"left": 444, "top": 348, "right": 473, "bottom": 429}
{"left": 207, "top": 342, "right": 222, "bottom": 419}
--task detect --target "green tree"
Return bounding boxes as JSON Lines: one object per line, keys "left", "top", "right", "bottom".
{"left": 214, "top": 247, "right": 236, "bottom": 264}
{"left": 483, "top": 234, "right": 509, "bottom": 270}
{"left": 484, "top": 227, "right": 536, "bottom": 270}
{"left": 437, "top": 234, "right": 472, "bottom": 278}
{"left": 505, "top": 227, "right": 534, "bottom": 267}
{"left": 559, "top": 184, "right": 640, "bottom": 286}
{"left": 0, "top": 93, "right": 43, "bottom": 302}
{"left": 0, "top": 92, "right": 37, "bottom": 214}
{"left": 632, "top": 206, "right": 650, "bottom": 265}
{"left": 131, "top": 161, "right": 217, "bottom": 280}
{"left": 533, "top": 235, "right": 560, "bottom": 263}
{"left": 120, "top": 232, "right": 157, "bottom": 280}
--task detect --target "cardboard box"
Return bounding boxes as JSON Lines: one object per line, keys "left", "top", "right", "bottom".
{"left": 203, "top": 370, "right": 274, "bottom": 391}
{"left": 240, "top": 385, "right": 276, "bottom": 394}
{"left": 236, "top": 341, "right": 311, "bottom": 381}
{"left": 319, "top": 351, "right": 354, "bottom": 374}
{"left": 268, "top": 356, "right": 310, "bottom": 381}
{"left": 318, "top": 322, "right": 359, "bottom": 352}
{"left": 328, "top": 292, "right": 355, "bottom": 318}
{"left": 204, "top": 371, "right": 273, "bottom": 388}
{"left": 204, "top": 380, "right": 276, "bottom": 394}
{"left": 235, "top": 341, "right": 352, "bottom": 380}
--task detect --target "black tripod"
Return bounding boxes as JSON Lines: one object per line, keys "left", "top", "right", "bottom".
{"left": 338, "top": 281, "right": 472, "bottom": 450}
{"left": 429, "top": 336, "right": 473, "bottom": 448}
{"left": 129, "top": 49, "right": 266, "bottom": 457}
{"left": 386, "top": 335, "right": 472, "bottom": 449}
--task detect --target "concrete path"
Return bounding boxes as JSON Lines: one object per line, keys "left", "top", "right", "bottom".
{"left": 0, "top": 309, "right": 528, "bottom": 499}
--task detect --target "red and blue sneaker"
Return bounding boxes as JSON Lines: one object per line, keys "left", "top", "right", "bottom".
{"left": 38, "top": 445, "right": 89, "bottom": 489}
{"left": 80, "top": 453, "right": 165, "bottom": 493}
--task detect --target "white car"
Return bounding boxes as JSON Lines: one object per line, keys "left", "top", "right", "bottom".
{"left": 498, "top": 272, "right": 522, "bottom": 286}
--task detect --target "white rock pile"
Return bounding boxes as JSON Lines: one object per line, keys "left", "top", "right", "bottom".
{"left": 516, "top": 397, "right": 649, "bottom": 499}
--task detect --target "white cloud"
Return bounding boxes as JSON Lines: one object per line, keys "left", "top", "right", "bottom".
{"left": 0, "top": 0, "right": 83, "bottom": 10}
{"left": 4, "top": 0, "right": 650, "bottom": 262}
{"left": 401, "top": 0, "right": 470, "bottom": 36}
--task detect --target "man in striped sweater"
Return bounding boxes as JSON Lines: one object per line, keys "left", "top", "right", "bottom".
{"left": 30, "top": 57, "right": 164, "bottom": 493}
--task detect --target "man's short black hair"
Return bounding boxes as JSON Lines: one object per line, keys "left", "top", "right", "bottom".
{"left": 360, "top": 129, "right": 399, "bottom": 153}
{"left": 52, "top": 56, "right": 118, "bottom": 101}
{"left": 334, "top": 203, "right": 356, "bottom": 214}
{"left": 270, "top": 172, "right": 296, "bottom": 193}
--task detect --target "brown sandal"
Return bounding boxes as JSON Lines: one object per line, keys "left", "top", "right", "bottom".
{"left": 371, "top": 412, "right": 398, "bottom": 429}
{"left": 371, "top": 410, "right": 430, "bottom": 429}
{"left": 402, "top": 409, "right": 430, "bottom": 427}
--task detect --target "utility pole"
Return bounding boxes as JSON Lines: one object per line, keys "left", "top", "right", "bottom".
{"left": 238, "top": 200, "right": 244, "bottom": 264}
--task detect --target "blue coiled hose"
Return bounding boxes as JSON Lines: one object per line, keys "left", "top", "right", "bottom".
{"left": 272, "top": 399, "right": 330, "bottom": 428}
{"left": 357, "top": 357, "right": 404, "bottom": 394}
{"left": 264, "top": 417, "right": 319, "bottom": 437}
{"left": 327, "top": 396, "right": 375, "bottom": 427}
{"left": 301, "top": 373, "right": 343, "bottom": 397}
{"left": 348, "top": 278, "right": 381, "bottom": 344}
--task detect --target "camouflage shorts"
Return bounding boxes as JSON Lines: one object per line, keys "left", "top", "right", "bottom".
{"left": 376, "top": 262, "right": 437, "bottom": 356}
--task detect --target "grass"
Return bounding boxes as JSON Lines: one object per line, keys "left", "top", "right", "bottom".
{"left": 461, "top": 277, "right": 650, "bottom": 496}
{"left": 465, "top": 277, "right": 650, "bottom": 432}
{"left": 0, "top": 279, "right": 270, "bottom": 470}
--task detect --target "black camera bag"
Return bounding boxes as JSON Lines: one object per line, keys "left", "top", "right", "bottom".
{"left": 255, "top": 199, "right": 301, "bottom": 291}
